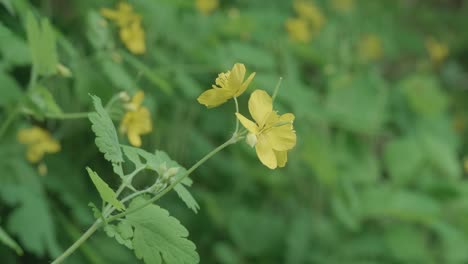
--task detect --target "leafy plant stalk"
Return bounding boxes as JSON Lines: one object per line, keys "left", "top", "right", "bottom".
{"left": 51, "top": 134, "right": 240, "bottom": 264}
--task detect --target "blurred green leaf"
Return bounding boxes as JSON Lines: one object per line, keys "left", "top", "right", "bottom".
{"left": 326, "top": 72, "right": 387, "bottom": 134}
{"left": 26, "top": 11, "right": 58, "bottom": 76}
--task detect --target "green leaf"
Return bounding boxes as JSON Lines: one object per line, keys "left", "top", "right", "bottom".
{"left": 400, "top": 74, "right": 448, "bottom": 118}
{"left": 0, "top": 72, "right": 23, "bottom": 106}
{"left": 0, "top": 226, "right": 23, "bottom": 255}
{"left": 125, "top": 197, "right": 199, "bottom": 264}
{"left": 25, "top": 85, "right": 63, "bottom": 116}
{"left": 86, "top": 167, "right": 125, "bottom": 211}
{"left": 89, "top": 95, "right": 123, "bottom": 163}
{"left": 0, "top": 22, "right": 30, "bottom": 67}
{"left": 326, "top": 72, "right": 387, "bottom": 134}
{"left": 104, "top": 221, "right": 134, "bottom": 249}
{"left": 174, "top": 183, "right": 200, "bottom": 214}
{"left": 26, "top": 12, "right": 58, "bottom": 76}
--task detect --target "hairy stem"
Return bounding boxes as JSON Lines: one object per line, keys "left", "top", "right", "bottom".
{"left": 51, "top": 220, "right": 102, "bottom": 264}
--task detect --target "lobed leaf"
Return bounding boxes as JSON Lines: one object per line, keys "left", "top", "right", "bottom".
{"left": 125, "top": 197, "right": 199, "bottom": 264}
{"left": 89, "top": 95, "right": 124, "bottom": 163}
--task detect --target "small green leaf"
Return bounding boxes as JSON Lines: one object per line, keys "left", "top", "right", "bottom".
{"left": 88, "top": 95, "right": 124, "bottom": 163}
{"left": 88, "top": 202, "right": 103, "bottom": 220}
{"left": 0, "top": 226, "right": 23, "bottom": 255}
{"left": 104, "top": 222, "right": 133, "bottom": 249}
{"left": 86, "top": 167, "right": 125, "bottom": 211}
{"left": 125, "top": 197, "right": 199, "bottom": 264}
{"left": 174, "top": 183, "right": 200, "bottom": 214}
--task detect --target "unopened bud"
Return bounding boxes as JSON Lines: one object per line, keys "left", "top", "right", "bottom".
{"left": 57, "top": 63, "right": 72, "bottom": 78}
{"left": 246, "top": 133, "right": 257, "bottom": 148}
{"left": 119, "top": 91, "right": 131, "bottom": 102}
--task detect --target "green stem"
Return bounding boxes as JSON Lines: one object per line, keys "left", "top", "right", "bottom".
{"left": 50, "top": 220, "right": 102, "bottom": 264}
{"left": 43, "top": 112, "right": 91, "bottom": 120}
{"left": 233, "top": 97, "right": 240, "bottom": 135}
{"left": 271, "top": 77, "right": 283, "bottom": 103}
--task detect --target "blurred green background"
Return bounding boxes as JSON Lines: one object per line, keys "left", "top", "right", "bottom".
{"left": 1, "top": 0, "right": 468, "bottom": 263}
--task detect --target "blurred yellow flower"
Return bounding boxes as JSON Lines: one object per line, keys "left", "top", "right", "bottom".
{"left": 101, "top": 2, "right": 146, "bottom": 54}
{"left": 294, "top": 1, "right": 325, "bottom": 29}
{"left": 196, "top": 0, "right": 218, "bottom": 15}
{"left": 120, "top": 91, "right": 152, "bottom": 147}
{"left": 119, "top": 20, "right": 146, "bottom": 54}
{"left": 285, "top": 18, "right": 311, "bottom": 43}
{"left": 101, "top": 2, "right": 139, "bottom": 27}
{"left": 286, "top": 1, "right": 325, "bottom": 43}
{"left": 331, "top": 0, "right": 354, "bottom": 12}
{"left": 426, "top": 37, "right": 449, "bottom": 65}
{"left": 197, "top": 63, "right": 256, "bottom": 108}
{"left": 359, "top": 34, "right": 383, "bottom": 62}
{"left": 17, "top": 126, "right": 61, "bottom": 163}
{"left": 236, "top": 90, "right": 296, "bottom": 169}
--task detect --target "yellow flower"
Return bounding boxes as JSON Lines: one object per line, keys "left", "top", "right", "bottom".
{"left": 17, "top": 126, "right": 61, "bottom": 163}
{"left": 119, "top": 20, "right": 146, "bottom": 54}
{"left": 195, "top": 0, "right": 219, "bottom": 15}
{"left": 101, "top": 2, "right": 146, "bottom": 55}
{"left": 358, "top": 34, "right": 383, "bottom": 62}
{"left": 101, "top": 2, "right": 139, "bottom": 27}
{"left": 293, "top": 1, "right": 325, "bottom": 29}
{"left": 120, "top": 91, "right": 152, "bottom": 147}
{"left": 331, "top": 0, "right": 354, "bottom": 12}
{"left": 197, "top": 63, "right": 256, "bottom": 108}
{"left": 236, "top": 90, "right": 297, "bottom": 169}
{"left": 285, "top": 18, "right": 311, "bottom": 43}
{"left": 426, "top": 37, "right": 449, "bottom": 65}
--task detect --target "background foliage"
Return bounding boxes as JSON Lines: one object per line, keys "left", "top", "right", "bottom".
{"left": 1, "top": 0, "right": 468, "bottom": 263}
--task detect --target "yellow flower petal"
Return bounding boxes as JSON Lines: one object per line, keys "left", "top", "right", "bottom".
{"left": 198, "top": 63, "right": 255, "bottom": 108}
{"left": 235, "top": 113, "right": 258, "bottom": 134}
{"left": 265, "top": 123, "right": 296, "bottom": 151}
{"left": 131, "top": 91, "right": 145, "bottom": 108}
{"left": 128, "top": 130, "right": 142, "bottom": 147}
{"left": 275, "top": 150, "right": 288, "bottom": 167}
{"left": 197, "top": 88, "right": 233, "bottom": 108}
{"left": 285, "top": 18, "right": 311, "bottom": 43}
{"left": 18, "top": 126, "right": 60, "bottom": 163}
{"left": 255, "top": 136, "right": 277, "bottom": 169}
{"left": 248, "top": 90, "right": 273, "bottom": 128}
{"left": 237, "top": 71, "right": 256, "bottom": 97}
{"left": 27, "top": 147, "right": 43, "bottom": 163}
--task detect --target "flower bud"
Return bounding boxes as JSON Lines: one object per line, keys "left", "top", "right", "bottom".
{"left": 246, "top": 133, "right": 257, "bottom": 148}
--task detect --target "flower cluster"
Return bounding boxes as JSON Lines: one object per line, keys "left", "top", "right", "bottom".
{"left": 197, "top": 63, "right": 297, "bottom": 169}
{"left": 286, "top": 1, "right": 325, "bottom": 43}
{"left": 101, "top": 2, "right": 146, "bottom": 54}
{"left": 120, "top": 91, "right": 152, "bottom": 147}
{"left": 17, "top": 126, "right": 61, "bottom": 163}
